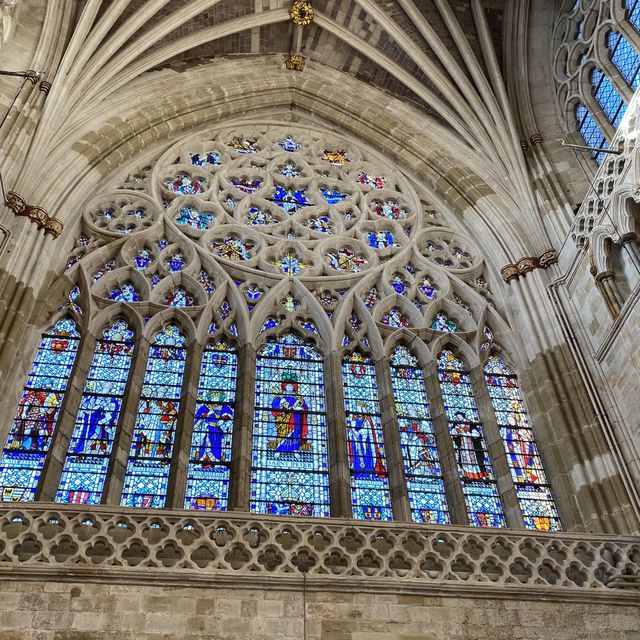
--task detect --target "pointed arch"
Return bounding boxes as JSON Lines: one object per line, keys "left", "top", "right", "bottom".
{"left": 484, "top": 353, "right": 562, "bottom": 532}
{"left": 0, "top": 318, "right": 81, "bottom": 502}
{"left": 250, "top": 332, "right": 330, "bottom": 517}
{"left": 56, "top": 317, "right": 136, "bottom": 505}
{"left": 436, "top": 347, "right": 506, "bottom": 528}
{"left": 120, "top": 322, "right": 188, "bottom": 508}
{"left": 389, "top": 342, "right": 450, "bottom": 524}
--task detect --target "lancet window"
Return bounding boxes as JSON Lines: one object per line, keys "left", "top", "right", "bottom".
{"left": 120, "top": 324, "right": 187, "bottom": 508}
{"left": 57, "top": 319, "right": 135, "bottom": 505}
{"left": 0, "top": 318, "right": 80, "bottom": 502}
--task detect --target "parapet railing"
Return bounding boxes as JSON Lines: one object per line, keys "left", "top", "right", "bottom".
{"left": 1, "top": 504, "right": 638, "bottom": 600}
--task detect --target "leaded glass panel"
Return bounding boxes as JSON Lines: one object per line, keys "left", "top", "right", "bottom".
{"left": 251, "top": 334, "right": 330, "bottom": 517}
{"left": 343, "top": 352, "right": 392, "bottom": 521}
{"left": 0, "top": 319, "right": 80, "bottom": 502}
{"left": 484, "top": 356, "right": 562, "bottom": 532}
{"left": 437, "top": 350, "right": 506, "bottom": 528}
{"left": 56, "top": 319, "right": 135, "bottom": 504}
{"left": 184, "top": 342, "right": 237, "bottom": 511}
{"left": 120, "top": 324, "right": 186, "bottom": 508}
{"left": 390, "top": 346, "right": 450, "bottom": 524}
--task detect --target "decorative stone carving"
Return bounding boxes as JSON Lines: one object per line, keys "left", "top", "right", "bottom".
{"left": 501, "top": 250, "right": 559, "bottom": 283}
{"left": 285, "top": 53, "right": 306, "bottom": 71}
{"left": 290, "top": 0, "right": 314, "bottom": 26}
{"left": 0, "top": 505, "right": 638, "bottom": 597}
{"left": 4, "top": 191, "right": 63, "bottom": 238}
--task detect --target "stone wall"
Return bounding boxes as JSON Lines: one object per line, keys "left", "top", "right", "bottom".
{"left": 1, "top": 580, "right": 638, "bottom": 640}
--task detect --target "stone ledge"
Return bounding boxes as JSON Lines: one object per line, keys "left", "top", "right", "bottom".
{"left": 1, "top": 504, "right": 638, "bottom": 602}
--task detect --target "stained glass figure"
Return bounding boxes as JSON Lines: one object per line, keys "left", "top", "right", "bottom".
{"left": 229, "top": 136, "right": 258, "bottom": 154}
{"left": 190, "top": 151, "right": 221, "bottom": 166}
{"left": 134, "top": 249, "right": 154, "bottom": 270}
{"left": 306, "top": 216, "right": 333, "bottom": 234}
{"left": 0, "top": 319, "right": 80, "bottom": 502}
{"left": 247, "top": 207, "right": 275, "bottom": 226}
{"left": 320, "top": 188, "right": 348, "bottom": 205}
{"left": 279, "top": 137, "right": 301, "bottom": 152}
{"left": 367, "top": 230, "right": 396, "bottom": 249}
{"left": 271, "top": 186, "right": 309, "bottom": 214}
{"left": 279, "top": 162, "right": 300, "bottom": 177}
{"left": 164, "top": 287, "right": 194, "bottom": 308}
{"left": 484, "top": 356, "right": 561, "bottom": 531}
{"left": 56, "top": 320, "right": 135, "bottom": 505}
{"left": 230, "top": 177, "right": 262, "bottom": 194}
{"left": 120, "top": 325, "right": 187, "bottom": 508}
{"left": 356, "top": 172, "right": 386, "bottom": 189}
{"left": 251, "top": 334, "right": 330, "bottom": 517}
{"left": 418, "top": 277, "right": 437, "bottom": 299}
{"left": 382, "top": 308, "right": 409, "bottom": 328}
{"left": 389, "top": 275, "right": 407, "bottom": 295}
{"left": 438, "top": 350, "right": 506, "bottom": 527}
{"left": 326, "top": 248, "right": 367, "bottom": 272}
{"left": 165, "top": 252, "right": 185, "bottom": 273}
{"left": 211, "top": 235, "right": 255, "bottom": 261}
{"left": 108, "top": 282, "right": 140, "bottom": 303}
{"left": 342, "top": 352, "right": 391, "bottom": 520}
{"left": 322, "top": 149, "right": 350, "bottom": 165}
{"left": 163, "top": 174, "right": 205, "bottom": 195}
{"left": 372, "top": 200, "right": 407, "bottom": 220}
{"left": 92, "top": 260, "right": 117, "bottom": 283}
{"left": 390, "top": 346, "right": 450, "bottom": 524}
{"left": 575, "top": 103, "right": 608, "bottom": 164}
{"left": 185, "top": 343, "right": 237, "bottom": 511}
{"left": 431, "top": 313, "right": 458, "bottom": 333}
{"left": 175, "top": 206, "right": 214, "bottom": 230}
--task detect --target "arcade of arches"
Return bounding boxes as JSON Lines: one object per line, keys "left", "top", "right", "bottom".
{"left": 0, "top": 1, "right": 638, "bottom": 639}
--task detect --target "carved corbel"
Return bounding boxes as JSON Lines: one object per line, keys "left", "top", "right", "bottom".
{"left": 501, "top": 249, "right": 559, "bottom": 283}
{"left": 4, "top": 191, "right": 63, "bottom": 238}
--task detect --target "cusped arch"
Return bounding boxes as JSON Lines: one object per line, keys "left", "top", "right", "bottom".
{"left": 87, "top": 303, "right": 144, "bottom": 341}
{"left": 143, "top": 308, "right": 196, "bottom": 346}
{"left": 431, "top": 332, "right": 481, "bottom": 370}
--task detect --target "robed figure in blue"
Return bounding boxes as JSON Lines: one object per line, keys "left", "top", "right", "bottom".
{"left": 347, "top": 407, "right": 386, "bottom": 477}
{"left": 195, "top": 394, "right": 233, "bottom": 466}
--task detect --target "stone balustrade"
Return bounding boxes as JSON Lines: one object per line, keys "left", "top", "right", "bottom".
{"left": 1, "top": 504, "right": 639, "bottom": 601}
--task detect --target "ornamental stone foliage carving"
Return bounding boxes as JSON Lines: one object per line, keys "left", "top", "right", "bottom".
{"left": 290, "top": 0, "right": 314, "bottom": 26}
{"left": 1, "top": 505, "right": 639, "bottom": 597}
{"left": 4, "top": 191, "right": 63, "bottom": 238}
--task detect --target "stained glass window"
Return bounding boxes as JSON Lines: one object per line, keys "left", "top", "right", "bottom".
{"left": 120, "top": 324, "right": 186, "bottom": 508}
{"left": 575, "top": 102, "right": 609, "bottom": 163}
{"left": 390, "top": 346, "right": 450, "bottom": 524}
{"left": 591, "top": 68, "right": 626, "bottom": 129}
{"left": 607, "top": 31, "right": 640, "bottom": 91}
{"left": 251, "top": 334, "right": 330, "bottom": 517}
{"left": 184, "top": 342, "right": 237, "bottom": 511}
{"left": 343, "top": 352, "right": 391, "bottom": 521}
{"left": 0, "top": 318, "right": 80, "bottom": 502}
{"left": 56, "top": 319, "right": 135, "bottom": 505}
{"left": 628, "top": 0, "right": 640, "bottom": 31}
{"left": 484, "top": 356, "right": 562, "bottom": 531}
{"left": 437, "top": 350, "right": 506, "bottom": 527}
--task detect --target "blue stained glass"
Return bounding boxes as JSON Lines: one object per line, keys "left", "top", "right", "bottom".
{"left": 271, "top": 186, "right": 309, "bottom": 214}
{"left": 342, "top": 352, "right": 392, "bottom": 521}
{"left": 372, "top": 200, "right": 407, "bottom": 220}
{"left": 121, "top": 325, "right": 186, "bottom": 508}
{"left": 165, "top": 252, "right": 185, "bottom": 272}
{"left": 484, "top": 356, "right": 561, "bottom": 531}
{"left": 56, "top": 320, "right": 135, "bottom": 505}
{"left": 382, "top": 309, "right": 409, "bottom": 328}
{"left": 390, "top": 346, "right": 450, "bottom": 524}
{"left": 0, "top": 319, "right": 80, "bottom": 502}
{"left": 575, "top": 103, "right": 609, "bottom": 164}
{"left": 306, "top": 216, "right": 333, "bottom": 234}
{"left": 190, "top": 151, "right": 221, "bottom": 166}
{"left": 279, "top": 137, "right": 301, "bottom": 152}
{"left": 628, "top": 0, "right": 640, "bottom": 30}
{"left": 356, "top": 171, "right": 386, "bottom": 189}
{"left": 437, "top": 350, "right": 506, "bottom": 528}
{"left": 608, "top": 31, "right": 640, "bottom": 92}
{"left": 164, "top": 174, "right": 205, "bottom": 195}
{"left": 251, "top": 334, "right": 330, "bottom": 517}
{"left": 109, "top": 282, "right": 140, "bottom": 302}
{"left": 418, "top": 277, "right": 437, "bottom": 299}
{"left": 134, "top": 249, "right": 154, "bottom": 270}
{"left": 231, "top": 177, "right": 262, "bottom": 194}
{"left": 197, "top": 270, "right": 216, "bottom": 295}
{"left": 185, "top": 343, "right": 237, "bottom": 511}
{"left": 591, "top": 68, "right": 626, "bottom": 129}
{"left": 431, "top": 313, "right": 458, "bottom": 333}
{"left": 367, "top": 230, "right": 397, "bottom": 249}
{"left": 92, "top": 260, "right": 117, "bottom": 283}
{"left": 320, "top": 188, "right": 348, "bottom": 205}
{"left": 363, "top": 287, "right": 380, "bottom": 309}
{"left": 175, "top": 206, "right": 214, "bottom": 230}
{"left": 247, "top": 207, "right": 275, "bottom": 226}
{"left": 164, "top": 287, "right": 194, "bottom": 308}
{"left": 279, "top": 162, "right": 300, "bottom": 177}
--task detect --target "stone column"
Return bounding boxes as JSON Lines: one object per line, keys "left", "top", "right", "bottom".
{"left": 375, "top": 357, "right": 410, "bottom": 522}
{"left": 228, "top": 343, "right": 255, "bottom": 512}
